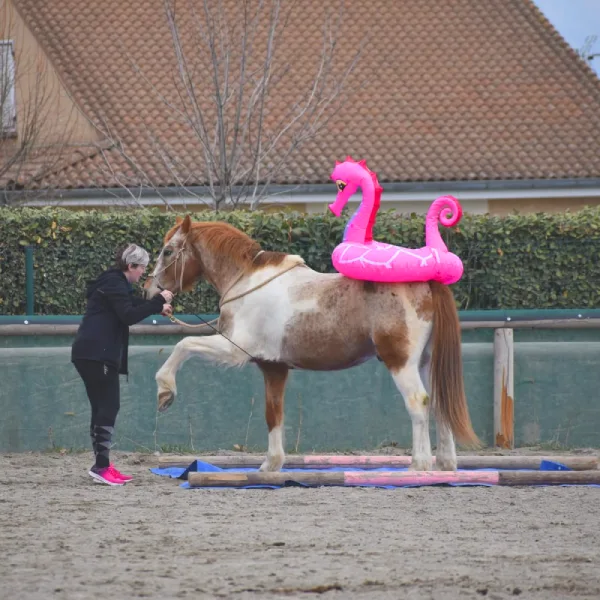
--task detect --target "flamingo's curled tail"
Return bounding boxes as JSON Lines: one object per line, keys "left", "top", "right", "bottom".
{"left": 425, "top": 195, "right": 463, "bottom": 252}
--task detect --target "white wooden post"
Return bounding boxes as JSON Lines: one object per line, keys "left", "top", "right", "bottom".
{"left": 494, "top": 328, "right": 514, "bottom": 449}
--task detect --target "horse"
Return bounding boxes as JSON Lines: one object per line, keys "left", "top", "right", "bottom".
{"left": 143, "top": 215, "right": 480, "bottom": 472}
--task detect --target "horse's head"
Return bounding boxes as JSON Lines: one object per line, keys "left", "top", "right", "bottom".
{"left": 145, "top": 216, "right": 273, "bottom": 300}
{"left": 328, "top": 156, "right": 378, "bottom": 217}
{"left": 144, "top": 215, "right": 204, "bottom": 299}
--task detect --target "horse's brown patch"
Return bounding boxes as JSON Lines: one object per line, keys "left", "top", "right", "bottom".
{"left": 294, "top": 276, "right": 354, "bottom": 305}
{"left": 373, "top": 324, "right": 410, "bottom": 372}
{"left": 257, "top": 361, "right": 289, "bottom": 430}
{"left": 408, "top": 283, "right": 434, "bottom": 321}
{"left": 190, "top": 222, "right": 287, "bottom": 274}
{"left": 252, "top": 248, "right": 289, "bottom": 271}
{"left": 177, "top": 252, "right": 204, "bottom": 292}
{"left": 282, "top": 277, "right": 375, "bottom": 370}
{"left": 163, "top": 220, "right": 183, "bottom": 244}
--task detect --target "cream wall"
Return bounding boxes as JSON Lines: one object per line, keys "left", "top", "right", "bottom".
{"left": 304, "top": 197, "right": 600, "bottom": 217}
{"left": 26, "top": 194, "right": 600, "bottom": 217}
{"left": 488, "top": 196, "right": 600, "bottom": 216}
{"left": 1, "top": 0, "right": 100, "bottom": 148}
{"left": 302, "top": 199, "right": 490, "bottom": 216}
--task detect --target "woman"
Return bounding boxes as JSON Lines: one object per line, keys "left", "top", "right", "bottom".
{"left": 71, "top": 243, "right": 173, "bottom": 486}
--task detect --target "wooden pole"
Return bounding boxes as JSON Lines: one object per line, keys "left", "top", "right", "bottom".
{"left": 159, "top": 454, "right": 598, "bottom": 471}
{"left": 461, "top": 319, "right": 600, "bottom": 330}
{"left": 187, "top": 469, "right": 600, "bottom": 488}
{"left": 0, "top": 324, "right": 211, "bottom": 336}
{"left": 498, "top": 470, "right": 600, "bottom": 486}
{"left": 494, "top": 328, "right": 514, "bottom": 449}
{"left": 3, "top": 318, "right": 600, "bottom": 336}
{"left": 187, "top": 471, "right": 346, "bottom": 487}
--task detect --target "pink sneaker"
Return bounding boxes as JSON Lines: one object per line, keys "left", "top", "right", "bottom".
{"left": 89, "top": 465, "right": 125, "bottom": 486}
{"left": 110, "top": 464, "right": 133, "bottom": 482}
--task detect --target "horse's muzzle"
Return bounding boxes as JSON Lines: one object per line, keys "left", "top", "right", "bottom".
{"left": 143, "top": 275, "right": 164, "bottom": 299}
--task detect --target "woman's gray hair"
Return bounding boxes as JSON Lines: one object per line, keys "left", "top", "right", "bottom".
{"left": 116, "top": 244, "right": 150, "bottom": 270}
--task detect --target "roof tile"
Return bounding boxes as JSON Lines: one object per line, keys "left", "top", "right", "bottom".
{"left": 6, "top": 0, "right": 600, "bottom": 191}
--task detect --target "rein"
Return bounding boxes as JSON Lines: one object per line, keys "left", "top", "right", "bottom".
{"left": 218, "top": 255, "right": 306, "bottom": 309}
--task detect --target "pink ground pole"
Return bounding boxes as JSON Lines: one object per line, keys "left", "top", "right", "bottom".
{"left": 304, "top": 455, "right": 415, "bottom": 467}
{"left": 343, "top": 470, "right": 500, "bottom": 487}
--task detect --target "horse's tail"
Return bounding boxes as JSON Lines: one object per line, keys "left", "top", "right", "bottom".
{"left": 430, "top": 281, "right": 480, "bottom": 447}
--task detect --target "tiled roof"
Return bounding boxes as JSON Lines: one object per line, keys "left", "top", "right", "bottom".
{"left": 1, "top": 140, "right": 114, "bottom": 190}
{"left": 9, "top": 0, "right": 600, "bottom": 190}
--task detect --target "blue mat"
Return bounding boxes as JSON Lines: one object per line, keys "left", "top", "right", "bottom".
{"left": 150, "top": 459, "right": 599, "bottom": 489}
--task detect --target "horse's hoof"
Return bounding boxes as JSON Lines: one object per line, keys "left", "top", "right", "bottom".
{"left": 158, "top": 391, "right": 175, "bottom": 412}
{"left": 436, "top": 459, "right": 457, "bottom": 472}
{"left": 259, "top": 456, "right": 284, "bottom": 472}
{"left": 409, "top": 458, "right": 433, "bottom": 471}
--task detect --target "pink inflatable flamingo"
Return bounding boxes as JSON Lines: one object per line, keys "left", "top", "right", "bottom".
{"left": 328, "top": 157, "right": 464, "bottom": 285}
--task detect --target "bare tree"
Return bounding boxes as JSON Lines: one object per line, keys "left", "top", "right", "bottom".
{"left": 0, "top": 1, "right": 77, "bottom": 205}
{"left": 100, "top": 0, "right": 366, "bottom": 211}
{"left": 578, "top": 34, "right": 599, "bottom": 70}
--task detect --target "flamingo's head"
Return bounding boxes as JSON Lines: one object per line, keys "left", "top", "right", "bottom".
{"left": 328, "top": 157, "right": 372, "bottom": 217}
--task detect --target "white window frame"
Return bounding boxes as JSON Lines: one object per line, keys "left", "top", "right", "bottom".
{"left": 1, "top": 40, "right": 16, "bottom": 135}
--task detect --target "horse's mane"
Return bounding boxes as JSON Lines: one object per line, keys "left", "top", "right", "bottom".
{"left": 165, "top": 220, "right": 287, "bottom": 272}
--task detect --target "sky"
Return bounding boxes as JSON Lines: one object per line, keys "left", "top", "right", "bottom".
{"left": 533, "top": 0, "right": 600, "bottom": 76}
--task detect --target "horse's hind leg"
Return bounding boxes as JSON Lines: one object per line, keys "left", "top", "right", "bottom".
{"left": 257, "top": 361, "right": 289, "bottom": 472}
{"left": 391, "top": 362, "right": 432, "bottom": 470}
{"left": 420, "top": 342, "right": 457, "bottom": 471}
{"left": 375, "top": 326, "right": 432, "bottom": 470}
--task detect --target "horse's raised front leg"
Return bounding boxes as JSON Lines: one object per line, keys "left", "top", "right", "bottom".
{"left": 256, "top": 361, "right": 289, "bottom": 472}
{"left": 156, "top": 336, "right": 249, "bottom": 412}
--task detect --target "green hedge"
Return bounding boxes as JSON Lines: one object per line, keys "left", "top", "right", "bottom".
{"left": 1, "top": 206, "right": 599, "bottom": 315}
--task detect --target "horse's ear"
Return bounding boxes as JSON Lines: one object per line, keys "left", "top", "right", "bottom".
{"left": 180, "top": 214, "right": 192, "bottom": 235}
{"left": 175, "top": 216, "right": 183, "bottom": 226}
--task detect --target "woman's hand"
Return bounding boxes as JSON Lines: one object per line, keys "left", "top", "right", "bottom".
{"left": 159, "top": 290, "right": 174, "bottom": 303}
{"left": 161, "top": 303, "right": 173, "bottom": 316}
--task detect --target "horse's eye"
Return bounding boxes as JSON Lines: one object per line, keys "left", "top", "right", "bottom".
{"left": 336, "top": 180, "right": 347, "bottom": 192}
{"left": 163, "top": 249, "right": 173, "bottom": 257}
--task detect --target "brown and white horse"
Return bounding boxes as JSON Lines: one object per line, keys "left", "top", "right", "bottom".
{"left": 144, "top": 215, "right": 480, "bottom": 472}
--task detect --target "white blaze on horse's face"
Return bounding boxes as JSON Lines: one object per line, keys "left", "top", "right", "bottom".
{"left": 163, "top": 233, "right": 187, "bottom": 290}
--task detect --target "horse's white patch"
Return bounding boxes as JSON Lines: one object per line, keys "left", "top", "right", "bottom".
{"left": 227, "top": 260, "right": 321, "bottom": 361}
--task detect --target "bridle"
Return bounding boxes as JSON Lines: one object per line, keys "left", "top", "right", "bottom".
{"left": 147, "top": 237, "right": 189, "bottom": 294}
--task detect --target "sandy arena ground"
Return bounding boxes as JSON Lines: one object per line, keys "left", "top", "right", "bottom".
{"left": 1, "top": 450, "right": 600, "bottom": 600}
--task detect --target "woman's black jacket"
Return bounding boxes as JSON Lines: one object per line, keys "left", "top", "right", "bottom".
{"left": 71, "top": 268, "right": 164, "bottom": 375}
